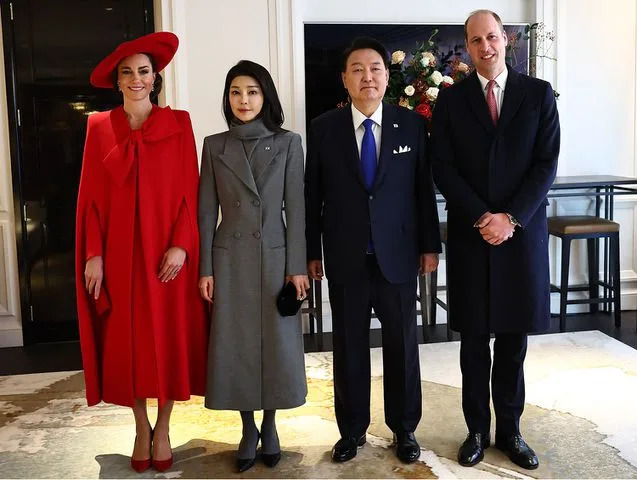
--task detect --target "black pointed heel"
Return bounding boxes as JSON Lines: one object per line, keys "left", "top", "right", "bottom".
{"left": 236, "top": 432, "right": 260, "bottom": 473}
{"left": 261, "top": 451, "right": 281, "bottom": 468}
{"left": 237, "top": 457, "right": 257, "bottom": 472}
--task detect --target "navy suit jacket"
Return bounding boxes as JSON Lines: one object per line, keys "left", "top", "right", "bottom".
{"left": 431, "top": 66, "right": 560, "bottom": 333}
{"left": 305, "top": 103, "right": 441, "bottom": 284}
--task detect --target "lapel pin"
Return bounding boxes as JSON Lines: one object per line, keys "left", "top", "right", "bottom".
{"left": 393, "top": 123, "right": 399, "bottom": 128}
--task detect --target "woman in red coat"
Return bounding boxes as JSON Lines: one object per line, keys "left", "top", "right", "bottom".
{"left": 75, "top": 32, "right": 207, "bottom": 473}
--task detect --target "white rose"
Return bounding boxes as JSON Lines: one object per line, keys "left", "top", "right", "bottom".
{"left": 442, "top": 75, "right": 454, "bottom": 85}
{"left": 391, "top": 50, "right": 406, "bottom": 65}
{"left": 429, "top": 70, "right": 443, "bottom": 86}
{"left": 404, "top": 85, "right": 415, "bottom": 96}
{"left": 422, "top": 51, "right": 436, "bottom": 65}
{"left": 420, "top": 56, "right": 430, "bottom": 67}
{"left": 426, "top": 87, "right": 439, "bottom": 101}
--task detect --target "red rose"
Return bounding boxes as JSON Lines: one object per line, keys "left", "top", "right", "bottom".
{"left": 415, "top": 102, "right": 432, "bottom": 119}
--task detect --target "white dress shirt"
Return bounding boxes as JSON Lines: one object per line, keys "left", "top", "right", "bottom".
{"left": 477, "top": 68, "right": 508, "bottom": 115}
{"left": 351, "top": 103, "right": 382, "bottom": 162}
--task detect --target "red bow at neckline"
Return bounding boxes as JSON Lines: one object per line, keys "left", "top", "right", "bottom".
{"left": 102, "top": 106, "right": 182, "bottom": 187}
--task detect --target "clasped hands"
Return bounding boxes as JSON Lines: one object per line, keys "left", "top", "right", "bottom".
{"left": 475, "top": 212, "right": 515, "bottom": 246}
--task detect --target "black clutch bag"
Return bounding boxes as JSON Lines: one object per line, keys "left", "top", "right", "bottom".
{"left": 276, "top": 281, "right": 303, "bottom": 316}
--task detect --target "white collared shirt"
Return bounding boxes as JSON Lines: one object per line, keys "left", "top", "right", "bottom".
{"left": 351, "top": 103, "right": 382, "bottom": 162}
{"left": 477, "top": 68, "right": 508, "bottom": 115}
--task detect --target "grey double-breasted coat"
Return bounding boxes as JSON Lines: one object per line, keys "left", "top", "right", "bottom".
{"left": 198, "top": 122, "right": 307, "bottom": 410}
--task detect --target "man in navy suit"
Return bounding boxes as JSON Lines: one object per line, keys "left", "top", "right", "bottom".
{"left": 305, "top": 37, "right": 441, "bottom": 464}
{"left": 431, "top": 10, "right": 560, "bottom": 470}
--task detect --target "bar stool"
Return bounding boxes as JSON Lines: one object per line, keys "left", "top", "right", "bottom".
{"left": 428, "top": 222, "right": 453, "bottom": 341}
{"left": 548, "top": 215, "right": 621, "bottom": 332}
{"left": 303, "top": 279, "right": 323, "bottom": 335}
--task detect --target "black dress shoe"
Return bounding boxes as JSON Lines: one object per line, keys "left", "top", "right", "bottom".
{"left": 495, "top": 434, "right": 539, "bottom": 470}
{"left": 331, "top": 434, "right": 366, "bottom": 462}
{"left": 261, "top": 451, "right": 281, "bottom": 468}
{"left": 393, "top": 431, "right": 421, "bottom": 463}
{"left": 458, "top": 432, "right": 490, "bottom": 467}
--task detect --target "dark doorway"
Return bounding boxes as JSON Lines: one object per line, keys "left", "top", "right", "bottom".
{"left": 1, "top": 0, "right": 154, "bottom": 344}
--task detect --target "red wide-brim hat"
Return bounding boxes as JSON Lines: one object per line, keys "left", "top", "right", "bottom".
{"left": 90, "top": 31, "right": 179, "bottom": 88}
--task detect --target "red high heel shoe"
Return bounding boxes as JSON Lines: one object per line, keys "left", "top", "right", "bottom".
{"left": 152, "top": 435, "right": 173, "bottom": 472}
{"left": 130, "top": 429, "right": 153, "bottom": 473}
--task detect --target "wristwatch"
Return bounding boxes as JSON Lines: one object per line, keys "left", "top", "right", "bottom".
{"left": 505, "top": 212, "right": 520, "bottom": 226}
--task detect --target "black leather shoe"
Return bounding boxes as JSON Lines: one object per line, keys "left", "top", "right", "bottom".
{"left": 393, "top": 431, "right": 420, "bottom": 463}
{"left": 495, "top": 434, "right": 539, "bottom": 470}
{"left": 458, "top": 432, "right": 490, "bottom": 467}
{"left": 261, "top": 452, "right": 281, "bottom": 468}
{"left": 331, "top": 434, "right": 366, "bottom": 462}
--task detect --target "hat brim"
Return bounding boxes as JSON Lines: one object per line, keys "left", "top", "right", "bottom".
{"left": 90, "top": 31, "right": 178, "bottom": 89}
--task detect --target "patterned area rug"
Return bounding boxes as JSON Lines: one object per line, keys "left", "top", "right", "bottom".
{"left": 0, "top": 330, "right": 636, "bottom": 478}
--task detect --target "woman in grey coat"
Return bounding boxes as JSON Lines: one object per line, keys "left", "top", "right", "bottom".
{"left": 198, "top": 60, "right": 309, "bottom": 473}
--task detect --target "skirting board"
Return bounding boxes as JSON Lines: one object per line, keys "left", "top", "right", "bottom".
{"left": 0, "top": 328, "right": 23, "bottom": 347}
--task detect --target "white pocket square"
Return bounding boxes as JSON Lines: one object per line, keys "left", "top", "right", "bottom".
{"left": 392, "top": 145, "right": 412, "bottom": 154}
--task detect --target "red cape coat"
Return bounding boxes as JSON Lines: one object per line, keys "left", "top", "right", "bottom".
{"left": 75, "top": 105, "right": 207, "bottom": 407}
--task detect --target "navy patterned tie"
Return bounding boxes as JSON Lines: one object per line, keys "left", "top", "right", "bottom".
{"left": 361, "top": 118, "right": 377, "bottom": 190}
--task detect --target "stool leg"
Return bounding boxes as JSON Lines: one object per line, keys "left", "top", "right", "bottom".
{"left": 559, "top": 238, "right": 571, "bottom": 332}
{"left": 314, "top": 280, "right": 323, "bottom": 336}
{"left": 445, "top": 253, "right": 452, "bottom": 341}
{"left": 308, "top": 281, "right": 315, "bottom": 335}
{"left": 417, "top": 274, "right": 428, "bottom": 344}
{"left": 587, "top": 238, "right": 599, "bottom": 313}
{"left": 611, "top": 233, "right": 621, "bottom": 328}
{"left": 429, "top": 269, "right": 438, "bottom": 326}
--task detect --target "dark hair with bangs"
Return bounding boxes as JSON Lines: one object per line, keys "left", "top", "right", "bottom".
{"left": 222, "top": 60, "right": 286, "bottom": 132}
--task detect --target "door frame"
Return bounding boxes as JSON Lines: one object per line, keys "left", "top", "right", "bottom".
{"left": 1, "top": 1, "right": 32, "bottom": 344}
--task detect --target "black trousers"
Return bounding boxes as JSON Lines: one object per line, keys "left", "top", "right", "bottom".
{"left": 328, "top": 255, "right": 421, "bottom": 437}
{"left": 459, "top": 333, "right": 528, "bottom": 438}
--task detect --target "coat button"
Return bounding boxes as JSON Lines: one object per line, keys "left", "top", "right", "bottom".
{"left": 233, "top": 232, "right": 241, "bottom": 239}
{"left": 253, "top": 231, "right": 261, "bottom": 239}
{"left": 234, "top": 201, "right": 241, "bottom": 207}
{"left": 369, "top": 195, "right": 374, "bottom": 200}
{"left": 252, "top": 200, "right": 260, "bottom": 206}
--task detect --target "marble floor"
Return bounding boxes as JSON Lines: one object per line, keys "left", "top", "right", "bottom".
{"left": 0, "top": 330, "right": 636, "bottom": 478}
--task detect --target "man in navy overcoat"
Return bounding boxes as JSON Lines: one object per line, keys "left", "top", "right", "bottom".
{"left": 305, "top": 37, "right": 441, "bottom": 464}
{"left": 431, "top": 10, "right": 560, "bottom": 470}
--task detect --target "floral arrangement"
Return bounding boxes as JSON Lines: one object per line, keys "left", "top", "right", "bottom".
{"left": 385, "top": 29, "right": 471, "bottom": 126}
{"left": 507, "top": 22, "right": 558, "bottom": 97}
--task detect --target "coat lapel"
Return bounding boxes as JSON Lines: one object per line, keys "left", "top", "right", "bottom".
{"left": 335, "top": 106, "right": 366, "bottom": 188}
{"left": 251, "top": 135, "right": 277, "bottom": 183}
{"left": 374, "top": 103, "right": 397, "bottom": 190}
{"left": 497, "top": 66, "right": 525, "bottom": 132}
{"left": 464, "top": 72, "right": 496, "bottom": 134}
{"left": 218, "top": 135, "right": 259, "bottom": 197}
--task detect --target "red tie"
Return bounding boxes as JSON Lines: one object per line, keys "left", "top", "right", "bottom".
{"left": 486, "top": 80, "right": 498, "bottom": 125}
